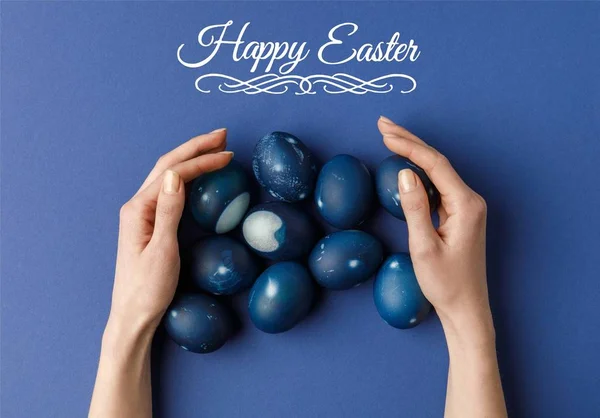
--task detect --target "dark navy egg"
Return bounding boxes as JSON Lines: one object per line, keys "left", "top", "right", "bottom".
{"left": 189, "top": 159, "right": 251, "bottom": 233}
{"left": 375, "top": 155, "right": 440, "bottom": 221}
{"left": 373, "top": 253, "right": 431, "bottom": 329}
{"left": 164, "top": 293, "right": 233, "bottom": 353}
{"left": 188, "top": 236, "right": 260, "bottom": 296}
{"left": 248, "top": 262, "right": 314, "bottom": 333}
{"left": 252, "top": 132, "right": 317, "bottom": 202}
{"left": 242, "top": 202, "right": 317, "bottom": 261}
{"left": 315, "top": 154, "right": 374, "bottom": 229}
{"left": 308, "top": 230, "right": 384, "bottom": 290}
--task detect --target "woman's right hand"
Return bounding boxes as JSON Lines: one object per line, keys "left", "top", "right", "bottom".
{"left": 378, "top": 116, "right": 493, "bottom": 343}
{"left": 378, "top": 116, "right": 506, "bottom": 418}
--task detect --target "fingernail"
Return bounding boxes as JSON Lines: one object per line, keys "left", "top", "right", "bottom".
{"left": 163, "top": 170, "right": 180, "bottom": 195}
{"left": 379, "top": 115, "right": 394, "bottom": 124}
{"left": 211, "top": 128, "right": 227, "bottom": 133}
{"left": 398, "top": 169, "right": 417, "bottom": 193}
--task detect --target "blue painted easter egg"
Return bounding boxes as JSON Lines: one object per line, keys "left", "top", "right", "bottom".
{"left": 248, "top": 262, "right": 314, "bottom": 333}
{"left": 189, "top": 160, "right": 251, "bottom": 233}
{"left": 252, "top": 132, "right": 318, "bottom": 202}
{"left": 375, "top": 155, "right": 439, "bottom": 221}
{"left": 188, "top": 236, "right": 260, "bottom": 296}
{"left": 164, "top": 293, "right": 233, "bottom": 353}
{"left": 315, "top": 154, "right": 374, "bottom": 229}
{"left": 242, "top": 202, "right": 318, "bottom": 261}
{"left": 373, "top": 253, "right": 431, "bottom": 329}
{"left": 308, "top": 230, "right": 384, "bottom": 290}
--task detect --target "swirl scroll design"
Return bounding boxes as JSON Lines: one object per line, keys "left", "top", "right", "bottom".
{"left": 194, "top": 73, "right": 416, "bottom": 95}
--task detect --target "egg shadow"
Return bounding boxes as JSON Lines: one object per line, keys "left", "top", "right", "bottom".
{"left": 306, "top": 282, "right": 330, "bottom": 320}
{"left": 238, "top": 160, "right": 264, "bottom": 210}
{"left": 177, "top": 197, "right": 209, "bottom": 252}
{"left": 224, "top": 290, "right": 254, "bottom": 343}
{"left": 221, "top": 294, "right": 245, "bottom": 341}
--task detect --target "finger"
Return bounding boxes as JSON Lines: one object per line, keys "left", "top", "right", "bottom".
{"left": 144, "top": 141, "right": 227, "bottom": 187}
{"left": 378, "top": 116, "right": 427, "bottom": 145}
{"left": 378, "top": 119, "right": 470, "bottom": 200}
{"left": 118, "top": 152, "right": 233, "bottom": 252}
{"left": 136, "top": 129, "right": 227, "bottom": 194}
{"left": 118, "top": 198, "right": 155, "bottom": 252}
{"left": 398, "top": 169, "right": 441, "bottom": 254}
{"left": 150, "top": 170, "right": 185, "bottom": 246}
{"left": 382, "top": 133, "right": 470, "bottom": 202}
{"left": 133, "top": 151, "right": 234, "bottom": 205}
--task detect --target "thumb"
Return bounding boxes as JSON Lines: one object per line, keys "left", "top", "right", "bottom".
{"left": 398, "top": 169, "right": 440, "bottom": 253}
{"left": 151, "top": 170, "right": 185, "bottom": 246}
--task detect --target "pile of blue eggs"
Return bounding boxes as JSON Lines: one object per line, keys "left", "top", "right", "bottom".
{"left": 164, "top": 131, "right": 439, "bottom": 354}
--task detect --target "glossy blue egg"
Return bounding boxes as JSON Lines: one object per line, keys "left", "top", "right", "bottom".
{"left": 164, "top": 293, "right": 233, "bottom": 353}
{"left": 314, "top": 154, "right": 374, "bottom": 229}
{"left": 308, "top": 230, "right": 384, "bottom": 290}
{"left": 189, "top": 159, "right": 251, "bottom": 233}
{"left": 242, "top": 202, "right": 318, "bottom": 261}
{"left": 252, "top": 132, "right": 317, "bottom": 202}
{"left": 248, "top": 262, "right": 314, "bottom": 333}
{"left": 188, "top": 236, "right": 260, "bottom": 296}
{"left": 375, "top": 155, "right": 439, "bottom": 221}
{"left": 373, "top": 253, "right": 431, "bottom": 329}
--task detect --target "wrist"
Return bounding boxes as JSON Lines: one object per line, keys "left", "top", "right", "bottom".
{"left": 105, "top": 303, "right": 162, "bottom": 339}
{"left": 438, "top": 305, "right": 496, "bottom": 355}
{"left": 101, "top": 312, "right": 157, "bottom": 361}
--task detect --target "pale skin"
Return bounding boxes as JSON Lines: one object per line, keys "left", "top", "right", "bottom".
{"left": 89, "top": 118, "right": 507, "bottom": 418}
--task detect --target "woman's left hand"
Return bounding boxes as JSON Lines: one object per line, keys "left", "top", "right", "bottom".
{"left": 90, "top": 129, "right": 232, "bottom": 418}
{"left": 108, "top": 129, "right": 233, "bottom": 335}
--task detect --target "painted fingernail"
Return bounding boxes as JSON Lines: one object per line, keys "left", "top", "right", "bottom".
{"left": 219, "top": 151, "right": 234, "bottom": 157}
{"left": 211, "top": 128, "right": 227, "bottom": 133}
{"left": 163, "top": 170, "right": 180, "bottom": 194}
{"left": 379, "top": 115, "right": 394, "bottom": 124}
{"left": 398, "top": 169, "right": 417, "bottom": 193}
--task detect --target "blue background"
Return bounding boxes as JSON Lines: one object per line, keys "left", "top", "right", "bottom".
{"left": 2, "top": 2, "right": 599, "bottom": 417}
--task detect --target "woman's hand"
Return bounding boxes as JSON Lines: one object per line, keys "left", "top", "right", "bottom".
{"left": 378, "top": 116, "right": 506, "bottom": 418}
{"left": 378, "top": 116, "right": 491, "bottom": 338}
{"left": 109, "top": 129, "right": 232, "bottom": 334}
{"left": 90, "top": 129, "right": 233, "bottom": 418}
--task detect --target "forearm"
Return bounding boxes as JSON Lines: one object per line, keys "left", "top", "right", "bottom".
{"left": 89, "top": 316, "right": 156, "bottom": 418}
{"left": 440, "top": 308, "right": 507, "bottom": 418}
